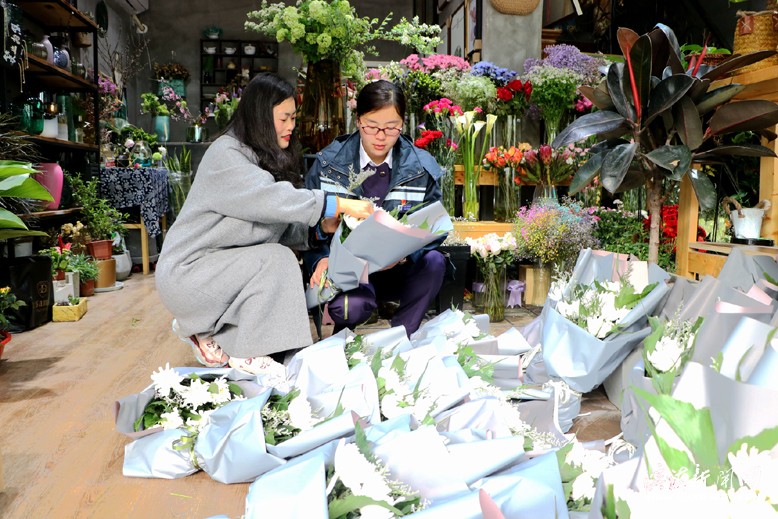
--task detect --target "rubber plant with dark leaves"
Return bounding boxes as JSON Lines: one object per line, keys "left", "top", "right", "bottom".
{"left": 553, "top": 23, "right": 778, "bottom": 264}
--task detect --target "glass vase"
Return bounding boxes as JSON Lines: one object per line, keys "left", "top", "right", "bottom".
{"left": 298, "top": 59, "right": 345, "bottom": 153}
{"left": 499, "top": 114, "right": 521, "bottom": 148}
{"left": 462, "top": 163, "right": 481, "bottom": 220}
{"left": 153, "top": 115, "right": 170, "bottom": 142}
{"left": 479, "top": 264, "right": 507, "bottom": 322}
{"left": 494, "top": 167, "right": 519, "bottom": 222}
{"left": 441, "top": 166, "right": 456, "bottom": 217}
{"left": 532, "top": 184, "right": 558, "bottom": 206}
{"left": 544, "top": 116, "right": 560, "bottom": 145}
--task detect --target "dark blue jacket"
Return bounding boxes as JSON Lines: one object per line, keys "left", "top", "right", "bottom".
{"left": 303, "top": 132, "right": 445, "bottom": 276}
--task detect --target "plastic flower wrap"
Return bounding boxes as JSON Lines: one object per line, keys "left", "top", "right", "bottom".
{"left": 513, "top": 200, "right": 598, "bottom": 268}
{"left": 261, "top": 388, "right": 323, "bottom": 445}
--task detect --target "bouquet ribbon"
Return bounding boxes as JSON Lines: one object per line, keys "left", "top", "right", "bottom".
{"left": 506, "top": 280, "right": 525, "bottom": 308}
{"left": 472, "top": 282, "right": 485, "bottom": 293}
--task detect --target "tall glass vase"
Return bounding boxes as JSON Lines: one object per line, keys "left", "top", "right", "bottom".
{"left": 544, "top": 115, "right": 560, "bottom": 145}
{"left": 494, "top": 167, "right": 519, "bottom": 222}
{"left": 441, "top": 166, "right": 456, "bottom": 217}
{"left": 532, "top": 183, "right": 558, "bottom": 206}
{"left": 479, "top": 264, "right": 507, "bottom": 322}
{"left": 463, "top": 163, "right": 481, "bottom": 220}
{"left": 299, "top": 59, "right": 345, "bottom": 153}
{"left": 500, "top": 114, "right": 521, "bottom": 148}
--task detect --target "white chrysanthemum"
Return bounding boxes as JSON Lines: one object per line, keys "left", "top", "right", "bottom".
{"left": 288, "top": 394, "right": 318, "bottom": 431}
{"left": 180, "top": 378, "right": 214, "bottom": 409}
{"left": 343, "top": 214, "right": 363, "bottom": 230}
{"left": 586, "top": 315, "right": 608, "bottom": 338}
{"left": 461, "top": 318, "right": 481, "bottom": 340}
{"left": 160, "top": 410, "right": 185, "bottom": 430}
{"left": 556, "top": 299, "right": 577, "bottom": 319}
{"left": 728, "top": 444, "right": 778, "bottom": 503}
{"left": 187, "top": 408, "right": 216, "bottom": 431}
{"left": 210, "top": 378, "right": 233, "bottom": 404}
{"left": 334, "top": 443, "right": 393, "bottom": 501}
{"left": 151, "top": 363, "right": 184, "bottom": 397}
{"left": 571, "top": 473, "right": 596, "bottom": 503}
{"left": 378, "top": 366, "right": 405, "bottom": 395}
{"left": 647, "top": 336, "right": 686, "bottom": 373}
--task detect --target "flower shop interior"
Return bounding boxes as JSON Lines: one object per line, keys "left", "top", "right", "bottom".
{"left": 4, "top": 0, "right": 778, "bottom": 517}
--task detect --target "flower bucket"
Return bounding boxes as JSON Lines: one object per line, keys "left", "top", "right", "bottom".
{"left": 723, "top": 197, "right": 770, "bottom": 239}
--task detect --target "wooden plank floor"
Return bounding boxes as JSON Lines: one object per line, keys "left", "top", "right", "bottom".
{"left": 0, "top": 274, "right": 620, "bottom": 518}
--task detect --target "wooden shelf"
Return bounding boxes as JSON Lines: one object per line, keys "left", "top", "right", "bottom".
{"left": 26, "top": 54, "right": 97, "bottom": 91}
{"left": 19, "top": 207, "right": 82, "bottom": 219}
{"left": 710, "top": 64, "right": 778, "bottom": 103}
{"left": 17, "top": 0, "right": 98, "bottom": 30}
{"left": 25, "top": 135, "right": 98, "bottom": 151}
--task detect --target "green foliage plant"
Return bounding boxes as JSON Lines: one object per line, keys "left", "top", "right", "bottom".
{"left": 68, "top": 253, "right": 99, "bottom": 281}
{"left": 67, "top": 174, "right": 127, "bottom": 241}
{"left": 555, "top": 24, "right": 778, "bottom": 264}
{"left": 0, "top": 161, "right": 54, "bottom": 240}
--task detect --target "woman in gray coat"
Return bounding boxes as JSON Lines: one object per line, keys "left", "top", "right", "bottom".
{"left": 156, "top": 73, "right": 373, "bottom": 373}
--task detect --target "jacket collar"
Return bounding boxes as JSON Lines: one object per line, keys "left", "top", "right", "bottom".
{"left": 318, "top": 132, "right": 427, "bottom": 182}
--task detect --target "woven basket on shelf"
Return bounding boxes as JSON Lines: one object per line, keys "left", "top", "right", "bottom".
{"left": 767, "top": 0, "right": 778, "bottom": 11}
{"left": 489, "top": 0, "right": 541, "bottom": 16}
{"left": 733, "top": 10, "right": 778, "bottom": 74}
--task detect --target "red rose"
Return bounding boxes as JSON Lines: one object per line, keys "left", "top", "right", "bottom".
{"left": 507, "top": 79, "right": 523, "bottom": 92}
{"left": 496, "top": 87, "right": 514, "bottom": 101}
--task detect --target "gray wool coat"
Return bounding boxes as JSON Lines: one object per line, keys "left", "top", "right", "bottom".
{"left": 155, "top": 134, "right": 326, "bottom": 358}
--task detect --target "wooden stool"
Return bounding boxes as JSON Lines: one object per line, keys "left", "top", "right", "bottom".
{"left": 124, "top": 214, "right": 167, "bottom": 275}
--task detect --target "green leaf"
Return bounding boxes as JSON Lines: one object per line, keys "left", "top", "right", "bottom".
{"left": 0, "top": 209, "right": 29, "bottom": 230}
{"left": 601, "top": 142, "right": 638, "bottom": 193}
{"left": 674, "top": 96, "right": 704, "bottom": 150}
{"left": 634, "top": 387, "right": 720, "bottom": 471}
{"left": 701, "top": 50, "right": 777, "bottom": 81}
{"left": 569, "top": 152, "right": 605, "bottom": 194}
{"left": 686, "top": 168, "right": 717, "bottom": 212}
{"left": 693, "top": 144, "right": 776, "bottom": 162}
{"left": 579, "top": 83, "right": 615, "bottom": 111}
{"left": 643, "top": 74, "right": 696, "bottom": 126}
{"left": 695, "top": 84, "right": 747, "bottom": 115}
{"left": 553, "top": 111, "right": 627, "bottom": 148}
{"left": 328, "top": 495, "right": 404, "bottom": 518}
{"left": 645, "top": 145, "right": 692, "bottom": 180}
{"left": 630, "top": 34, "right": 653, "bottom": 121}
{"left": 607, "top": 63, "right": 636, "bottom": 121}
{"left": 709, "top": 99, "right": 778, "bottom": 136}
{"left": 0, "top": 228, "right": 49, "bottom": 239}
{"left": 728, "top": 425, "right": 778, "bottom": 458}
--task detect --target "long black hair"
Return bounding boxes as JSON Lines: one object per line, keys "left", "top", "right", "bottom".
{"left": 226, "top": 72, "right": 303, "bottom": 186}
{"left": 355, "top": 79, "right": 406, "bottom": 120}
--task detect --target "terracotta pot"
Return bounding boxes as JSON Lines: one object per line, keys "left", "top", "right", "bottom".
{"left": 53, "top": 269, "right": 66, "bottom": 281}
{"left": 0, "top": 330, "right": 10, "bottom": 358}
{"left": 79, "top": 279, "right": 95, "bottom": 297}
{"left": 87, "top": 240, "right": 113, "bottom": 260}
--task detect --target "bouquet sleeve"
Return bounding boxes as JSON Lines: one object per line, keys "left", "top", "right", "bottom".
{"left": 306, "top": 202, "right": 453, "bottom": 308}
{"left": 122, "top": 428, "right": 200, "bottom": 479}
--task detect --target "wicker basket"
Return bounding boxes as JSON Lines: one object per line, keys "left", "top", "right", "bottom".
{"left": 489, "top": 0, "right": 541, "bottom": 16}
{"left": 767, "top": 0, "right": 778, "bottom": 11}
{"left": 734, "top": 11, "right": 778, "bottom": 74}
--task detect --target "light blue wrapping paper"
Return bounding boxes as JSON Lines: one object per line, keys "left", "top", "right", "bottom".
{"left": 122, "top": 429, "right": 198, "bottom": 479}
{"left": 307, "top": 362, "right": 381, "bottom": 424}
{"left": 244, "top": 452, "right": 328, "bottom": 519}
{"left": 266, "top": 411, "right": 358, "bottom": 459}
{"left": 541, "top": 305, "right": 653, "bottom": 393}
{"left": 195, "top": 389, "right": 286, "bottom": 484}
{"left": 360, "top": 326, "right": 413, "bottom": 356}
{"left": 718, "top": 316, "right": 775, "bottom": 382}
{"left": 435, "top": 398, "right": 516, "bottom": 438}
{"left": 409, "top": 309, "right": 490, "bottom": 342}
{"left": 287, "top": 335, "right": 350, "bottom": 397}
{"left": 305, "top": 202, "right": 453, "bottom": 308}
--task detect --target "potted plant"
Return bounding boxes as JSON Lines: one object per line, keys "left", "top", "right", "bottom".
{"left": 0, "top": 286, "right": 25, "bottom": 356}
{"left": 68, "top": 253, "right": 98, "bottom": 296}
{"left": 152, "top": 60, "right": 190, "bottom": 97}
{"left": 37, "top": 245, "right": 73, "bottom": 280}
{"left": 554, "top": 24, "right": 778, "bottom": 264}
{"left": 140, "top": 86, "right": 191, "bottom": 143}
{"left": 67, "top": 174, "right": 126, "bottom": 260}
{"left": 52, "top": 295, "right": 88, "bottom": 322}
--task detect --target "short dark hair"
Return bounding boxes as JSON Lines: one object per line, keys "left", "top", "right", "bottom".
{"left": 355, "top": 80, "right": 406, "bottom": 120}
{"left": 226, "top": 72, "right": 303, "bottom": 186}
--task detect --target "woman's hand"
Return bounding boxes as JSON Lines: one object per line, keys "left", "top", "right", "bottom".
{"left": 320, "top": 216, "right": 341, "bottom": 234}
{"left": 310, "top": 257, "right": 329, "bottom": 288}
{"left": 337, "top": 197, "right": 374, "bottom": 220}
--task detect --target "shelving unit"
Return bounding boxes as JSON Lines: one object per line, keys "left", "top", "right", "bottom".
{"left": 199, "top": 39, "right": 278, "bottom": 112}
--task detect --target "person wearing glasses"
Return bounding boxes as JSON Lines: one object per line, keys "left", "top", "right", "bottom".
{"left": 304, "top": 79, "right": 447, "bottom": 336}
{"left": 156, "top": 73, "right": 374, "bottom": 373}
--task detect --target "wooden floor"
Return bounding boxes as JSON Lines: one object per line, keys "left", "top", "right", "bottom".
{"left": 0, "top": 273, "right": 620, "bottom": 518}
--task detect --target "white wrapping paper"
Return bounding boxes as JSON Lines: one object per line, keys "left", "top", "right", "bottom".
{"left": 122, "top": 429, "right": 199, "bottom": 479}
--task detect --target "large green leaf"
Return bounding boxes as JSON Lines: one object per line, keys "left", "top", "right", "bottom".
{"left": 615, "top": 169, "right": 648, "bottom": 192}
{"left": 709, "top": 99, "right": 778, "bottom": 135}
{"left": 630, "top": 34, "right": 653, "bottom": 122}
{"left": 674, "top": 96, "right": 704, "bottom": 150}
{"left": 0, "top": 209, "right": 28, "bottom": 230}
{"left": 701, "top": 49, "right": 777, "bottom": 81}
{"left": 646, "top": 145, "right": 692, "bottom": 180}
{"left": 727, "top": 425, "right": 778, "bottom": 458}
{"left": 601, "top": 142, "right": 638, "bottom": 193}
{"left": 687, "top": 167, "right": 717, "bottom": 212}
{"left": 0, "top": 228, "right": 49, "bottom": 239}
{"left": 0, "top": 176, "right": 54, "bottom": 201}
{"left": 579, "top": 83, "right": 614, "bottom": 111}
{"left": 654, "top": 23, "right": 685, "bottom": 74}
{"left": 647, "top": 26, "right": 671, "bottom": 77}
{"left": 695, "top": 84, "right": 747, "bottom": 115}
{"left": 607, "top": 63, "right": 635, "bottom": 121}
{"left": 328, "top": 495, "right": 404, "bottom": 518}
{"left": 553, "top": 111, "right": 627, "bottom": 148}
{"left": 643, "top": 74, "right": 696, "bottom": 126}
{"left": 694, "top": 144, "right": 777, "bottom": 161}
{"left": 634, "top": 387, "right": 720, "bottom": 471}
{"left": 569, "top": 151, "right": 605, "bottom": 194}
{"left": 0, "top": 162, "right": 39, "bottom": 179}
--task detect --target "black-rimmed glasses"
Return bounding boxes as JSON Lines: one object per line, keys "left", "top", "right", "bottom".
{"left": 359, "top": 125, "right": 402, "bottom": 136}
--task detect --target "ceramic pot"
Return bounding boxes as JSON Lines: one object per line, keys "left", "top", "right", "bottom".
{"left": 36, "top": 162, "right": 64, "bottom": 210}
{"left": 41, "top": 35, "right": 54, "bottom": 64}
{"left": 114, "top": 252, "right": 132, "bottom": 281}
{"left": 79, "top": 279, "right": 95, "bottom": 297}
